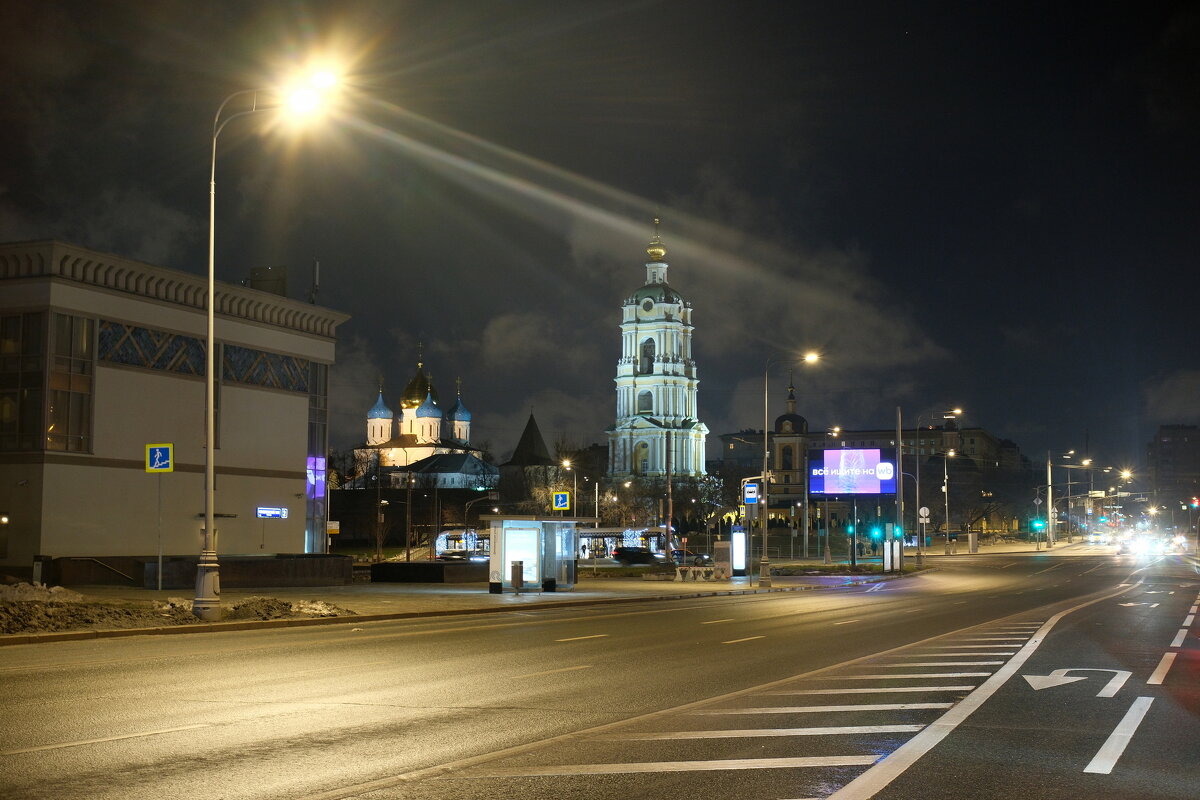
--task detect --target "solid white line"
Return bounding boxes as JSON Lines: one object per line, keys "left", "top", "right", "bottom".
{"left": 827, "top": 581, "right": 1132, "bottom": 800}
{"left": 764, "top": 686, "right": 975, "bottom": 695}
{"left": 958, "top": 637, "right": 1028, "bottom": 640}
{"left": 838, "top": 672, "right": 993, "bottom": 679}
{"left": 1146, "top": 653, "right": 1177, "bottom": 685}
{"left": 1184, "top": 615, "right": 1195, "bottom": 626}
{"left": 722, "top": 636, "right": 765, "bottom": 644}
{"left": 1083, "top": 697, "right": 1155, "bottom": 774}
{"left": 1, "top": 724, "right": 210, "bottom": 755}
{"left": 464, "top": 755, "right": 880, "bottom": 777}
{"left": 688, "top": 703, "right": 953, "bottom": 715}
{"left": 596, "top": 724, "right": 925, "bottom": 740}
{"left": 512, "top": 665, "right": 592, "bottom": 679}
{"left": 700, "top": 618, "right": 734, "bottom": 624}
{"left": 1169, "top": 629, "right": 1187, "bottom": 647}
{"left": 877, "top": 661, "right": 1004, "bottom": 667}
{"left": 833, "top": 620, "right": 861, "bottom": 625}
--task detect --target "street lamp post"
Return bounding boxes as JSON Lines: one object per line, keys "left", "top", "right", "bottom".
{"left": 909, "top": 408, "right": 961, "bottom": 559}
{"left": 562, "top": 460, "right": 578, "bottom": 515}
{"left": 942, "top": 449, "right": 956, "bottom": 554}
{"left": 760, "top": 351, "right": 818, "bottom": 588}
{"left": 193, "top": 72, "right": 339, "bottom": 621}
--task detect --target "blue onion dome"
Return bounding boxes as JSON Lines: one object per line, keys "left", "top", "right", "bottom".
{"left": 448, "top": 394, "right": 472, "bottom": 422}
{"left": 368, "top": 390, "right": 393, "bottom": 419}
{"left": 415, "top": 391, "right": 441, "bottom": 418}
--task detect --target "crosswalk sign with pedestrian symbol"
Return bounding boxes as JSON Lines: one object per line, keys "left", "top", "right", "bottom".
{"left": 146, "top": 443, "right": 174, "bottom": 473}
{"left": 552, "top": 491, "right": 571, "bottom": 511}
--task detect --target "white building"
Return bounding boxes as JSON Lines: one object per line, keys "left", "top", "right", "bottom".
{"left": 606, "top": 221, "right": 708, "bottom": 477}
{"left": 0, "top": 240, "right": 348, "bottom": 570}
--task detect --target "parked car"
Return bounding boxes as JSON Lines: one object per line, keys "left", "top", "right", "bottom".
{"left": 670, "top": 549, "right": 712, "bottom": 566}
{"left": 612, "top": 547, "right": 665, "bottom": 565}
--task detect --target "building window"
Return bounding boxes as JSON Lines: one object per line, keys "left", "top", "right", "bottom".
{"left": 637, "top": 390, "right": 653, "bottom": 414}
{"left": 782, "top": 445, "right": 794, "bottom": 471}
{"left": 47, "top": 313, "right": 94, "bottom": 452}
{"left": 0, "top": 312, "right": 46, "bottom": 451}
{"left": 639, "top": 339, "right": 655, "bottom": 374}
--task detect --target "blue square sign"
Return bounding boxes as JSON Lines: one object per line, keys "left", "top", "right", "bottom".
{"left": 552, "top": 491, "right": 571, "bottom": 511}
{"left": 146, "top": 443, "right": 174, "bottom": 473}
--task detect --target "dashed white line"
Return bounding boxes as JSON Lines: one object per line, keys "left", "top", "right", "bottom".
{"left": 1147, "top": 653, "right": 1176, "bottom": 685}
{"left": 1169, "top": 629, "right": 1188, "bottom": 647}
{"left": 722, "top": 636, "right": 765, "bottom": 644}
{"left": 688, "top": 703, "right": 953, "bottom": 715}
{"left": 1033, "top": 564, "right": 1063, "bottom": 575}
{"left": 834, "top": 620, "right": 862, "bottom": 625}
{"left": 555, "top": 634, "right": 608, "bottom": 642}
{"left": 512, "top": 665, "right": 592, "bottom": 679}
{"left": 1, "top": 724, "right": 211, "bottom": 755}
{"left": 1083, "top": 697, "right": 1154, "bottom": 774}
{"left": 596, "top": 724, "right": 925, "bottom": 740}
{"left": 464, "top": 755, "right": 880, "bottom": 777}
{"left": 701, "top": 618, "right": 734, "bottom": 624}
{"left": 1184, "top": 614, "right": 1195, "bottom": 627}
{"left": 764, "top": 686, "right": 975, "bottom": 695}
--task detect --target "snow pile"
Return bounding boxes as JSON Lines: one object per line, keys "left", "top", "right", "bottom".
{"left": 0, "top": 584, "right": 355, "bottom": 635}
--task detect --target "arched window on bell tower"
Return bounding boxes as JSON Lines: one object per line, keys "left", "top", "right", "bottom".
{"left": 639, "top": 338, "right": 655, "bottom": 374}
{"left": 637, "top": 390, "right": 653, "bottom": 414}
{"left": 782, "top": 445, "right": 794, "bottom": 471}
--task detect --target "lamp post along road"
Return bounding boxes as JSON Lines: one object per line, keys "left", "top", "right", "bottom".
{"left": 194, "top": 73, "right": 338, "bottom": 621}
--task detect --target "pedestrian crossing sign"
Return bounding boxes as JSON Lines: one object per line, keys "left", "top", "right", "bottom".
{"left": 146, "top": 443, "right": 174, "bottom": 473}
{"left": 552, "top": 491, "right": 571, "bottom": 511}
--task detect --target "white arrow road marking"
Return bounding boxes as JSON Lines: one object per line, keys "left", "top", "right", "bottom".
{"left": 1024, "top": 673, "right": 1087, "bottom": 691}
{"left": 1084, "top": 697, "right": 1154, "bottom": 774}
{"left": 1022, "top": 668, "right": 1131, "bottom": 697}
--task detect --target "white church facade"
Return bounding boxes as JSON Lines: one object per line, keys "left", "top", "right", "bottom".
{"left": 361, "top": 360, "right": 475, "bottom": 468}
{"left": 606, "top": 221, "right": 708, "bottom": 477}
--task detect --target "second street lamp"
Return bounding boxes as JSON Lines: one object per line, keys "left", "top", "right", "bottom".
{"left": 194, "top": 69, "right": 340, "bottom": 622}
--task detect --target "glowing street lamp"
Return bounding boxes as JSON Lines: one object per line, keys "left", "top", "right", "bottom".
{"left": 194, "top": 68, "right": 340, "bottom": 622}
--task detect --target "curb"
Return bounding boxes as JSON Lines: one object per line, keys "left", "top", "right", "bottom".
{"left": 0, "top": 575, "right": 905, "bottom": 647}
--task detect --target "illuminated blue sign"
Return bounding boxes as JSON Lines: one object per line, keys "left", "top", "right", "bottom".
{"left": 256, "top": 507, "right": 289, "bottom": 519}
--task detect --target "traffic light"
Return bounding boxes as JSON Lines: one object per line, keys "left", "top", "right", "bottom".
{"left": 846, "top": 524, "right": 855, "bottom": 534}
{"left": 893, "top": 525, "right": 904, "bottom": 540}
{"left": 870, "top": 527, "right": 882, "bottom": 540}
{"left": 1031, "top": 519, "right": 1046, "bottom": 531}
{"left": 1191, "top": 497, "right": 1199, "bottom": 508}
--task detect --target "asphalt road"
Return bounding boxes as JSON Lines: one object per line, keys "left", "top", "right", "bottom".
{"left": 1, "top": 550, "right": 1196, "bottom": 799}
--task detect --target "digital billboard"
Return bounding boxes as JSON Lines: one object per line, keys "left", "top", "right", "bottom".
{"left": 808, "top": 448, "right": 897, "bottom": 495}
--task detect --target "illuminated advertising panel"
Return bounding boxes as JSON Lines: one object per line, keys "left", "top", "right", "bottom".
{"left": 809, "top": 448, "right": 897, "bottom": 495}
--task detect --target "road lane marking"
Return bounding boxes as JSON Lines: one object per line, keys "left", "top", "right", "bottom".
{"left": 1033, "top": 564, "right": 1063, "bottom": 575}
{"left": 511, "top": 665, "right": 592, "bottom": 679}
{"left": 1147, "top": 653, "right": 1176, "bottom": 685}
{"left": 722, "top": 636, "right": 765, "bottom": 644}
{"left": 764, "top": 686, "right": 975, "bottom": 695}
{"left": 555, "top": 634, "right": 608, "bottom": 642}
{"left": 1169, "top": 629, "right": 1188, "bottom": 647}
{"left": 827, "top": 580, "right": 1133, "bottom": 800}
{"left": 1190, "top": 605, "right": 1197, "bottom": 614}
{"left": 896, "top": 652, "right": 1015, "bottom": 657}
{"left": 687, "top": 703, "right": 953, "bottom": 715}
{"left": 866, "top": 583, "right": 886, "bottom": 593}
{"left": 959, "top": 637, "right": 1028, "bottom": 641}
{"left": 1083, "top": 697, "right": 1155, "bottom": 774}
{"left": 1, "top": 724, "right": 211, "bottom": 755}
{"left": 595, "top": 724, "right": 925, "bottom": 740}
{"left": 875, "top": 661, "right": 1003, "bottom": 667}
{"left": 935, "top": 644, "right": 1021, "bottom": 649}
{"left": 1150, "top": 603, "right": 1160, "bottom": 608}
{"left": 462, "top": 755, "right": 880, "bottom": 777}
{"left": 1184, "top": 614, "right": 1195, "bottom": 626}
{"left": 700, "top": 618, "right": 734, "bottom": 624}
{"left": 837, "top": 672, "right": 993, "bottom": 679}
{"left": 833, "top": 620, "right": 861, "bottom": 625}
{"left": 999, "top": 562, "right": 1018, "bottom": 568}
{"left": 904, "top": 608, "right": 922, "bottom": 613}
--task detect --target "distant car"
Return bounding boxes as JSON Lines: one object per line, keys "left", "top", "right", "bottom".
{"left": 1086, "top": 532, "right": 1110, "bottom": 546}
{"left": 670, "top": 549, "right": 712, "bottom": 566}
{"left": 612, "top": 547, "right": 665, "bottom": 565}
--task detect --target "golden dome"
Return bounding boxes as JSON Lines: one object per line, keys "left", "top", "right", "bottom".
{"left": 646, "top": 217, "right": 667, "bottom": 261}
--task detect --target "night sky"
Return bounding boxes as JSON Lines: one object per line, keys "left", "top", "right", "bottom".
{"left": 2, "top": 1, "right": 1197, "bottom": 471}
